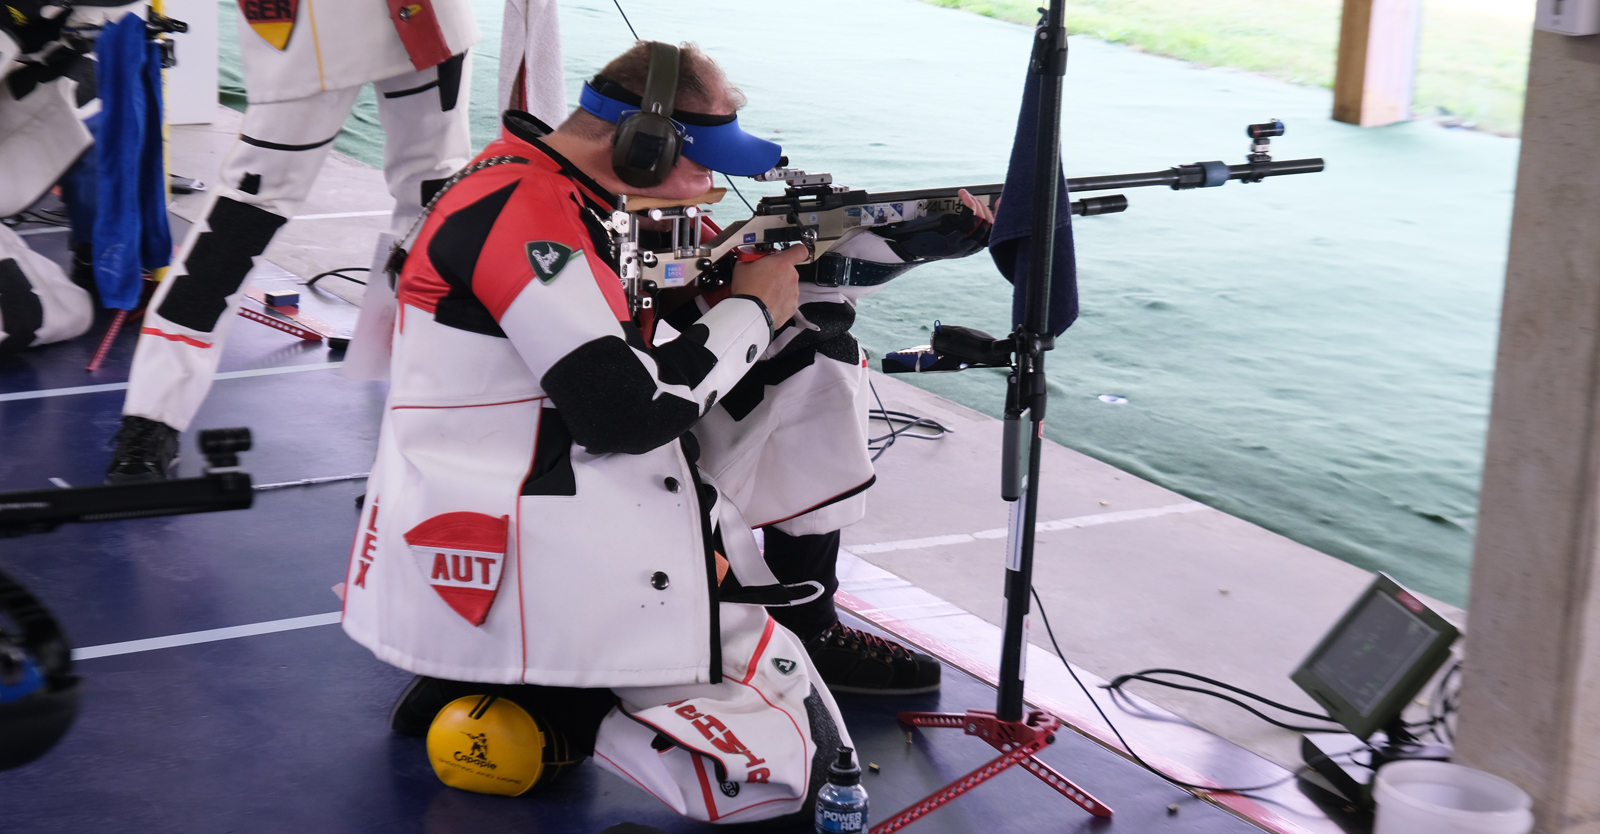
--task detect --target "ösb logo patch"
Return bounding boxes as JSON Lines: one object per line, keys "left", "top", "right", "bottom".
{"left": 525, "top": 241, "right": 576, "bottom": 284}
{"left": 772, "top": 658, "right": 798, "bottom": 675}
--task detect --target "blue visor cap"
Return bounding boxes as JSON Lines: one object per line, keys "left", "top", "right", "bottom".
{"left": 579, "top": 80, "right": 782, "bottom": 177}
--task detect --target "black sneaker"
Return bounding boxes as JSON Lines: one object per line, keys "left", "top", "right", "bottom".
{"left": 390, "top": 675, "right": 489, "bottom": 737}
{"left": 105, "top": 416, "right": 179, "bottom": 483}
{"left": 805, "top": 622, "right": 941, "bottom": 696}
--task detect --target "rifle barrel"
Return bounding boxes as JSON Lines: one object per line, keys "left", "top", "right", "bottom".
{"left": 846, "top": 157, "right": 1323, "bottom": 206}
{"left": 1067, "top": 157, "right": 1325, "bottom": 193}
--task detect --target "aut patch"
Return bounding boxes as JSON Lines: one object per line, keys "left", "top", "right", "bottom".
{"left": 404, "top": 512, "right": 509, "bottom": 626}
{"left": 525, "top": 242, "right": 576, "bottom": 284}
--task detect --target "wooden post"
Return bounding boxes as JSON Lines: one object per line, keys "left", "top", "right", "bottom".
{"left": 1333, "top": 0, "right": 1423, "bottom": 126}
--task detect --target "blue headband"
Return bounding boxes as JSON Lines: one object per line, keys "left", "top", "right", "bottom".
{"left": 579, "top": 82, "right": 783, "bottom": 177}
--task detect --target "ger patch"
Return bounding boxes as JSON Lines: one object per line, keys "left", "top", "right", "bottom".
{"left": 525, "top": 242, "right": 576, "bottom": 284}
{"left": 237, "top": 0, "right": 297, "bottom": 50}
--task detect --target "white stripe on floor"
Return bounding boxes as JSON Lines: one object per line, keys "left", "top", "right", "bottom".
{"left": 73, "top": 611, "right": 341, "bottom": 660}
{"left": 0, "top": 361, "right": 343, "bottom": 402}
{"left": 848, "top": 502, "right": 1213, "bottom": 554}
{"left": 294, "top": 210, "right": 392, "bottom": 220}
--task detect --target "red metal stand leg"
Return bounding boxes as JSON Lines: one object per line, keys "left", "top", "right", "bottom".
{"left": 1018, "top": 753, "right": 1113, "bottom": 817}
{"left": 870, "top": 745, "right": 1036, "bottom": 834}
{"left": 86, "top": 310, "right": 128, "bottom": 371}
{"left": 872, "top": 709, "right": 1113, "bottom": 832}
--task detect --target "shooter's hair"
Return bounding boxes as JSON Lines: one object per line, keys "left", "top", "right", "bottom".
{"left": 557, "top": 41, "right": 747, "bottom": 141}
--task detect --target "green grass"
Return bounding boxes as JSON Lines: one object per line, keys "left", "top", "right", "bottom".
{"left": 921, "top": 0, "right": 1533, "bottom": 135}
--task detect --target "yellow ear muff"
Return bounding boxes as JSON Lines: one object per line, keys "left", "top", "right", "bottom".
{"left": 425, "top": 694, "right": 546, "bottom": 796}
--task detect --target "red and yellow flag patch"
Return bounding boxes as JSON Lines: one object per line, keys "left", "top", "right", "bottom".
{"left": 237, "top": 0, "right": 297, "bottom": 50}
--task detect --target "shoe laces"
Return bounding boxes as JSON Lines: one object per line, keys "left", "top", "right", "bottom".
{"left": 818, "top": 622, "right": 914, "bottom": 660}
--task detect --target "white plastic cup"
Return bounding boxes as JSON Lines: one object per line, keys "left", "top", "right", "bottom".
{"left": 1373, "top": 760, "right": 1534, "bottom": 834}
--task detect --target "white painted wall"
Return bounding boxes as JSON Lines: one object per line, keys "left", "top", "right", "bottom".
{"left": 162, "top": 0, "right": 218, "bottom": 124}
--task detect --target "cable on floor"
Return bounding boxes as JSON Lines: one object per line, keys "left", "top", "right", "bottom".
{"left": 1105, "top": 669, "right": 1343, "bottom": 733}
{"left": 866, "top": 376, "right": 950, "bottom": 461}
{"left": 3, "top": 208, "right": 72, "bottom": 228}
{"left": 1030, "top": 586, "right": 1377, "bottom": 795}
{"left": 307, "top": 267, "right": 369, "bottom": 289}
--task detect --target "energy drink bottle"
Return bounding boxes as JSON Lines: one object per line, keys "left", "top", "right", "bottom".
{"left": 815, "top": 746, "right": 868, "bottom": 833}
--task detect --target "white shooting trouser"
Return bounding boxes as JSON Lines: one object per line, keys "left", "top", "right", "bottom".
{"left": 122, "top": 57, "right": 472, "bottom": 430}
{"left": 594, "top": 602, "right": 851, "bottom": 824}
{"left": 693, "top": 347, "right": 875, "bottom": 535}
{"left": 0, "top": 224, "right": 94, "bottom": 355}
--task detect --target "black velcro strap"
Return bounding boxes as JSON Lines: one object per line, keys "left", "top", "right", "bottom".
{"left": 157, "top": 198, "right": 287, "bottom": 332}
{"left": 0, "top": 258, "right": 45, "bottom": 356}
{"left": 239, "top": 133, "right": 337, "bottom": 153}
{"left": 382, "top": 80, "right": 439, "bottom": 100}
{"left": 436, "top": 52, "right": 465, "bottom": 112}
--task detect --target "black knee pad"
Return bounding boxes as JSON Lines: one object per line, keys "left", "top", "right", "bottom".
{"left": 156, "top": 198, "right": 286, "bottom": 332}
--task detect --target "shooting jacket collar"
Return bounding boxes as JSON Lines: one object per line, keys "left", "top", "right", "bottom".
{"left": 502, "top": 110, "right": 618, "bottom": 210}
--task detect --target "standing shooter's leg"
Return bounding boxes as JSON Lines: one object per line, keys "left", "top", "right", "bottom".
{"left": 372, "top": 53, "right": 475, "bottom": 237}
{"left": 109, "top": 86, "right": 360, "bottom": 482}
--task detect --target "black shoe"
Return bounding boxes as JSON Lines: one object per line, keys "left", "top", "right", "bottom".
{"left": 69, "top": 241, "right": 98, "bottom": 303}
{"left": 390, "top": 675, "right": 485, "bottom": 737}
{"left": 105, "top": 416, "right": 179, "bottom": 483}
{"left": 805, "top": 621, "right": 941, "bottom": 696}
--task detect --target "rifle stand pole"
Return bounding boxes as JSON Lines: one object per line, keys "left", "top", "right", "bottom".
{"left": 869, "top": 1, "right": 1113, "bottom": 830}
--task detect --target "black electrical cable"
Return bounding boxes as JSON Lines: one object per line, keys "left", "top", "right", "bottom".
{"left": 611, "top": 0, "right": 639, "bottom": 40}
{"left": 723, "top": 173, "right": 756, "bottom": 214}
{"left": 307, "top": 267, "right": 368, "bottom": 289}
{"left": 866, "top": 376, "right": 949, "bottom": 461}
{"left": 3, "top": 209, "right": 72, "bottom": 228}
{"left": 1107, "top": 669, "right": 1340, "bottom": 722}
{"left": 1030, "top": 586, "right": 1373, "bottom": 795}
{"left": 1105, "top": 673, "right": 1342, "bottom": 733}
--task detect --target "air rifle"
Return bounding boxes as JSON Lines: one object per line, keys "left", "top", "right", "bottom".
{"left": 615, "top": 120, "right": 1322, "bottom": 314}
{"left": 0, "top": 428, "right": 254, "bottom": 538}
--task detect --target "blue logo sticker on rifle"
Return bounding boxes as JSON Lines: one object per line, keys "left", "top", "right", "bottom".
{"left": 664, "top": 263, "right": 685, "bottom": 287}
{"left": 743, "top": 233, "right": 757, "bottom": 244}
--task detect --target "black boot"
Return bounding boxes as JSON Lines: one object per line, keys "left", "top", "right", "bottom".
{"left": 105, "top": 416, "right": 179, "bottom": 483}
{"left": 763, "top": 527, "right": 943, "bottom": 695}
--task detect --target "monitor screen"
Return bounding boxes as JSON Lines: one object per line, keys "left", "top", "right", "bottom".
{"left": 1291, "top": 574, "right": 1459, "bottom": 739}
{"left": 1309, "top": 592, "right": 1438, "bottom": 717}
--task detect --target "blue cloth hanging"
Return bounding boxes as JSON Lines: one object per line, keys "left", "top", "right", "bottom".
{"left": 92, "top": 14, "right": 172, "bottom": 310}
{"left": 989, "top": 61, "right": 1078, "bottom": 338}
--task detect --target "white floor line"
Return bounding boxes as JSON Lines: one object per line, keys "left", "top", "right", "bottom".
{"left": 294, "top": 210, "right": 392, "bottom": 221}
{"left": 72, "top": 611, "right": 341, "bottom": 660}
{"left": 849, "top": 501, "right": 1213, "bottom": 553}
{"left": 0, "top": 361, "right": 343, "bottom": 402}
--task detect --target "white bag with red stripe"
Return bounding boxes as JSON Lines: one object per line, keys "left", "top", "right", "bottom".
{"left": 593, "top": 603, "right": 850, "bottom": 824}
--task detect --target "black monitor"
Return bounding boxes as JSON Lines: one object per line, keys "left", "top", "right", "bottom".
{"left": 1290, "top": 573, "right": 1459, "bottom": 741}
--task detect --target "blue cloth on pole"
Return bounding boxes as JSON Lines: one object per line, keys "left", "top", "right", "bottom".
{"left": 92, "top": 14, "right": 172, "bottom": 310}
{"left": 989, "top": 64, "right": 1078, "bottom": 338}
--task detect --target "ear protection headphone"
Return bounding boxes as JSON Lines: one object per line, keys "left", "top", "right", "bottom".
{"left": 0, "top": 567, "right": 79, "bottom": 771}
{"left": 609, "top": 42, "right": 682, "bottom": 189}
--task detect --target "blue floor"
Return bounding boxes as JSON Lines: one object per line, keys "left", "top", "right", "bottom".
{"left": 0, "top": 223, "right": 1265, "bottom": 833}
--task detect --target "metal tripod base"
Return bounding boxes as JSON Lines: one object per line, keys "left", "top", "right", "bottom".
{"left": 869, "top": 709, "right": 1114, "bottom": 833}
